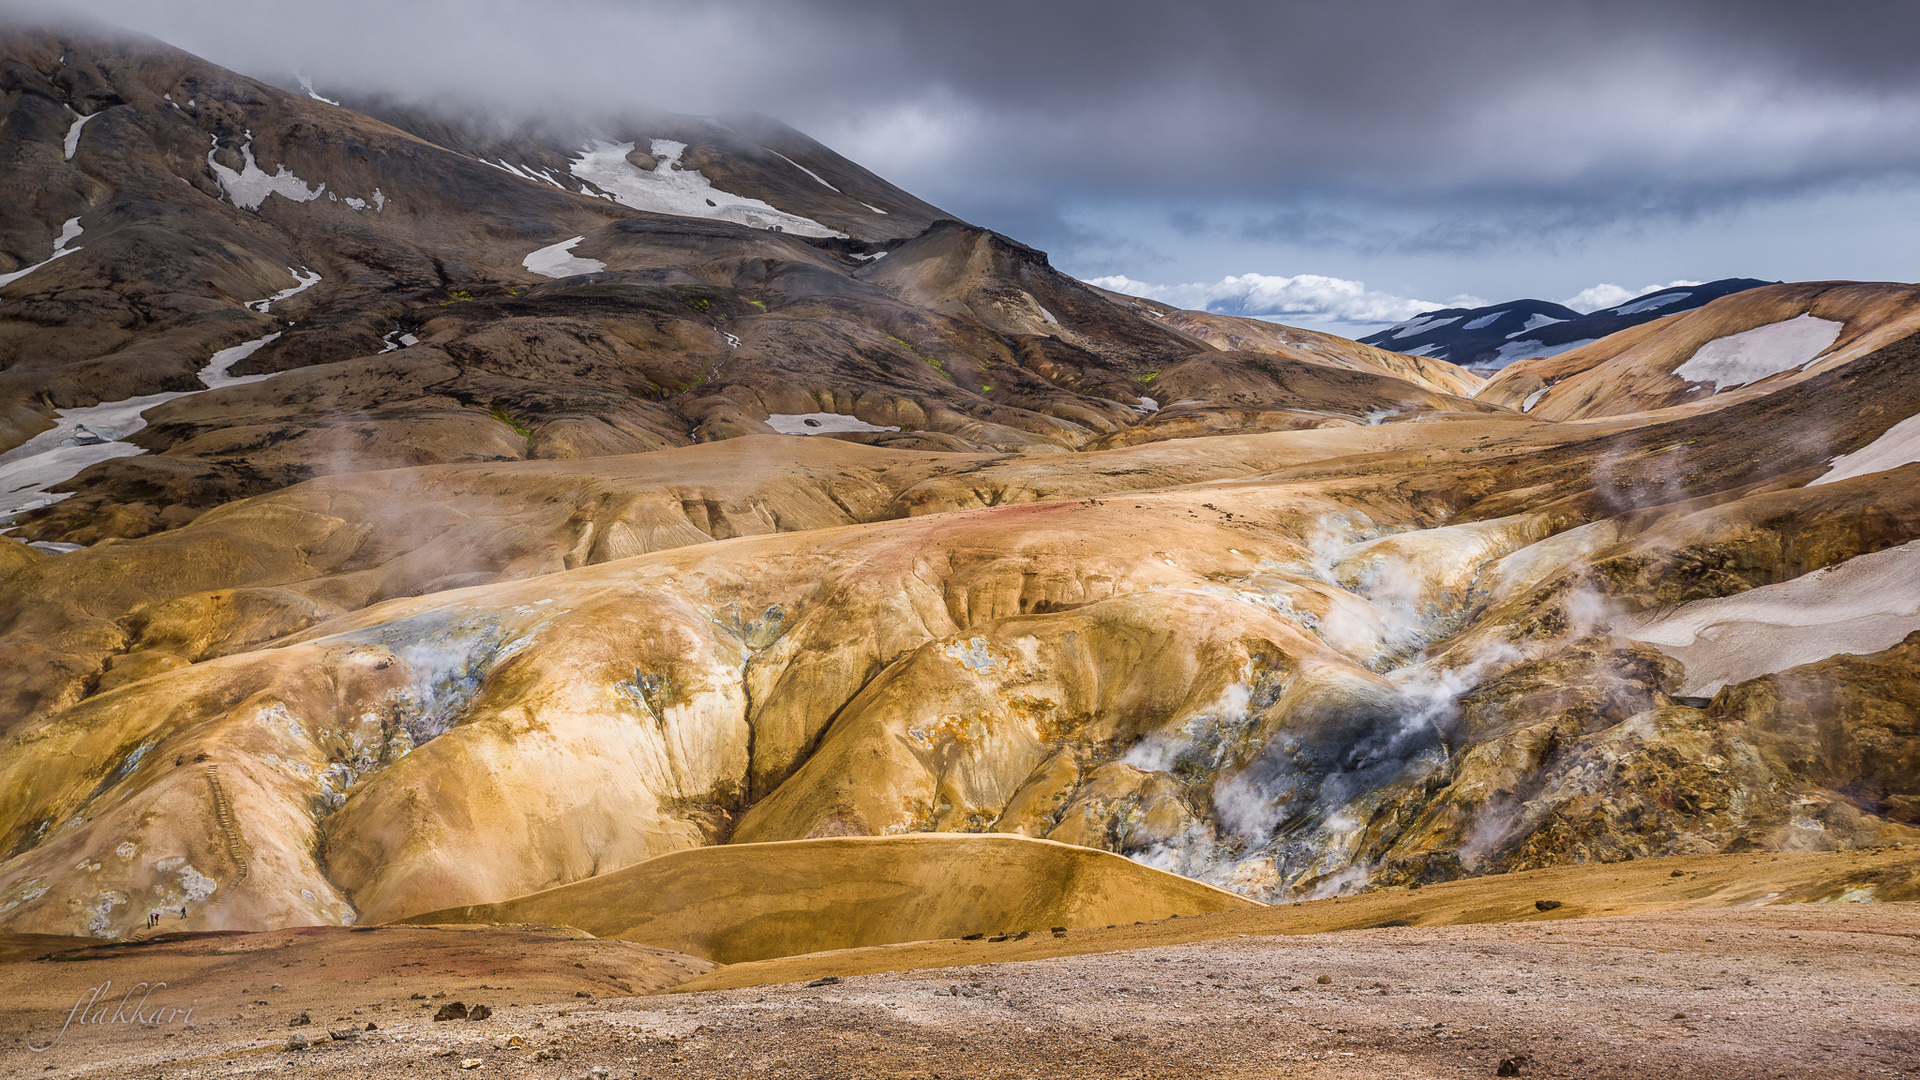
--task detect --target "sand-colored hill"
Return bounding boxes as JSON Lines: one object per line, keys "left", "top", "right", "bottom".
{"left": 401, "top": 834, "right": 1260, "bottom": 963}
{"left": 1152, "top": 308, "right": 1486, "bottom": 398}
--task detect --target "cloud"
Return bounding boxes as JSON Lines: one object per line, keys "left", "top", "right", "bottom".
{"left": 17, "top": 0, "right": 1920, "bottom": 294}
{"left": 24, "top": 0, "right": 1920, "bottom": 214}
{"left": 1561, "top": 280, "right": 1706, "bottom": 313}
{"left": 1088, "top": 273, "right": 1486, "bottom": 325}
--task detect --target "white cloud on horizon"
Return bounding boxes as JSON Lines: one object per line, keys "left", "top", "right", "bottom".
{"left": 1086, "top": 272, "right": 1486, "bottom": 325}
{"left": 1561, "top": 279, "right": 1704, "bottom": 313}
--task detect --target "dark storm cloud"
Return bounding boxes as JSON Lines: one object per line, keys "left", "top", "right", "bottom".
{"left": 15, "top": 0, "right": 1920, "bottom": 264}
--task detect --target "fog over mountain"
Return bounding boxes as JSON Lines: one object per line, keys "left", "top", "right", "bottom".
{"left": 18, "top": 0, "right": 1920, "bottom": 331}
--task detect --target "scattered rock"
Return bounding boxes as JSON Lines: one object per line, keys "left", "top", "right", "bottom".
{"left": 534, "top": 1048, "right": 564, "bottom": 1061}
{"left": 1671, "top": 870, "right": 1686, "bottom": 877}
{"left": 962, "top": 933, "right": 984, "bottom": 941}
{"left": 285, "top": 1033, "right": 314, "bottom": 1051}
{"left": 501, "top": 1035, "right": 526, "bottom": 1049}
{"left": 410, "top": 992, "right": 428, "bottom": 1000}
{"left": 432, "top": 991, "right": 447, "bottom": 999}
{"left": 459, "top": 1058, "right": 483, "bottom": 1070}
{"left": 327, "top": 1027, "right": 361, "bottom": 1041}
{"left": 1673, "top": 1012, "right": 1688, "bottom": 1019}
{"left": 434, "top": 1002, "right": 469, "bottom": 1021}
{"left": 807, "top": 976, "right": 842, "bottom": 987}
{"left": 1316, "top": 974, "right": 1333, "bottom": 984}
{"left": 1534, "top": 900, "right": 1563, "bottom": 911}
{"left": 468, "top": 1004, "right": 492, "bottom": 1021}
{"left": 574, "top": 990, "right": 592, "bottom": 998}
{"left": 288, "top": 1011, "right": 310, "bottom": 1027}
{"left": 365, "top": 1022, "right": 378, "bottom": 1031}
{"left": 1051, "top": 926, "right": 1067, "bottom": 933}
{"left": 1497, "top": 1054, "right": 1528, "bottom": 1076}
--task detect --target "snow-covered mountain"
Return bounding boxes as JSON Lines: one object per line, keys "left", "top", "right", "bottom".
{"left": 1361, "top": 278, "right": 1776, "bottom": 370}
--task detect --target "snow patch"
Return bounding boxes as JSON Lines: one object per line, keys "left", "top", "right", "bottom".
{"left": 1517, "top": 313, "right": 1566, "bottom": 332}
{"left": 1811, "top": 411, "right": 1920, "bottom": 486}
{"left": 767, "top": 149, "right": 839, "bottom": 192}
{"left": 1612, "top": 290, "right": 1690, "bottom": 316}
{"left": 765, "top": 412, "right": 900, "bottom": 435}
{"left": 207, "top": 133, "right": 325, "bottom": 211}
{"left": 1490, "top": 336, "right": 1597, "bottom": 367}
{"left": 200, "top": 332, "right": 283, "bottom": 389}
{"left": 568, "top": 140, "right": 843, "bottom": 238}
{"left": 246, "top": 267, "right": 321, "bottom": 313}
{"left": 522, "top": 236, "right": 606, "bottom": 278}
{"left": 63, "top": 111, "right": 96, "bottom": 160}
{"left": 1672, "top": 314, "right": 1843, "bottom": 392}
{"left": 1520, "top": 384, "right": 1554, "bottom": 412}
{"left": 861, "top": 202, "right": 889, "bottom": 215}
{"left": 378, "top": 330, "right": 420, "bottom": 354}
{"left": 1393, "top": 315, "right": 1459, "bottom": 340}
{"left": 0, "top": 217, "right": 84, "bottom": 289}
{"left": 0, "top": 389, "right": 188, "bottom": 520}
{"left": 1620, "top": 539, "right": 1920, "bottom": 697}
{"left": 297, "top": 76, "right": 339, "bottom": 105}
{"left": 1463, "top": 312, "right": 1503, "bottom": 330}
{"left": 0, "top": 332, "right": 291, "bottom": 520}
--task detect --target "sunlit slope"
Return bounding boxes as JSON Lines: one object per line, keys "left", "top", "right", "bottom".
{"left": 1478, "top": 282, "right": 1920, "bottom": 419}
{"left": 401, "top": 834, "right": 1260, "bottom": 963}
{"left": 5, "top": 330, "right": 1918, "bottom": 938}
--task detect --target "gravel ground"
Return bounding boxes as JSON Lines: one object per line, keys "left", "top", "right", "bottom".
{"left": 10, "top": 904, "right": 1916, "bottom": 1080}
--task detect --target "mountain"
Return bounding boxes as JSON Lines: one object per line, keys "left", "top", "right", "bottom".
{"left": 1, "top": 21, "right": 1918, "bottom": 961}
{"left": 1360, "top": 278, "right": 1777, "bottom": 370}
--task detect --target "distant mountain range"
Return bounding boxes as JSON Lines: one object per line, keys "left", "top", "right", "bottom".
{"left": 1360, "top": 278, "right": 1777, "bottom": 369}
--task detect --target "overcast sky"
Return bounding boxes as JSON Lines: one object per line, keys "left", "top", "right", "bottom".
{"left": 21, "top": 0, "right": 1920, "bottom": 333}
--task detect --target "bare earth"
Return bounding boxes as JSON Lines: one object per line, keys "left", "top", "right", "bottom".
{"left": 3, "top": 852, "right": 1917, "bottom": 1080}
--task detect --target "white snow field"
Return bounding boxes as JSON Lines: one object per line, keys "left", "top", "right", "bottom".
{"left": 1811, "top": 411, "right": 1920, "bottom": 486}
{"left": 569, "top": 140, "right": 843, "bottom": 238}
{"left": 1515, "top": 313, "right": 1566, "bottom": 332}
{"left": 1671, "top": 313, "right": 1842, "bottom": 392}
{"left": 522, "top": 236, "right": 607, "bottom": 278}
{"left": 0, "top": 323, "right": 293, "bottom": 522}
{"left": 765, "top": 412, "right": 901, "bottom": 435}
{"left": 207, "top": 133, "right": 326, "bottom": 211}
{"left": 1463, "top": 312, "right": 1503, "bottom": 330}
{"left": 1619, "top": 539, "right": 1920, "bottom": 697}
{"left": 0, "top": 217, "right": 83, "bottom": 289}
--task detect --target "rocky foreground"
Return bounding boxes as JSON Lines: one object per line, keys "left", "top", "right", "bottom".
{"left": 2, "top": 849, "right": 1915, "bottom": 1079}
